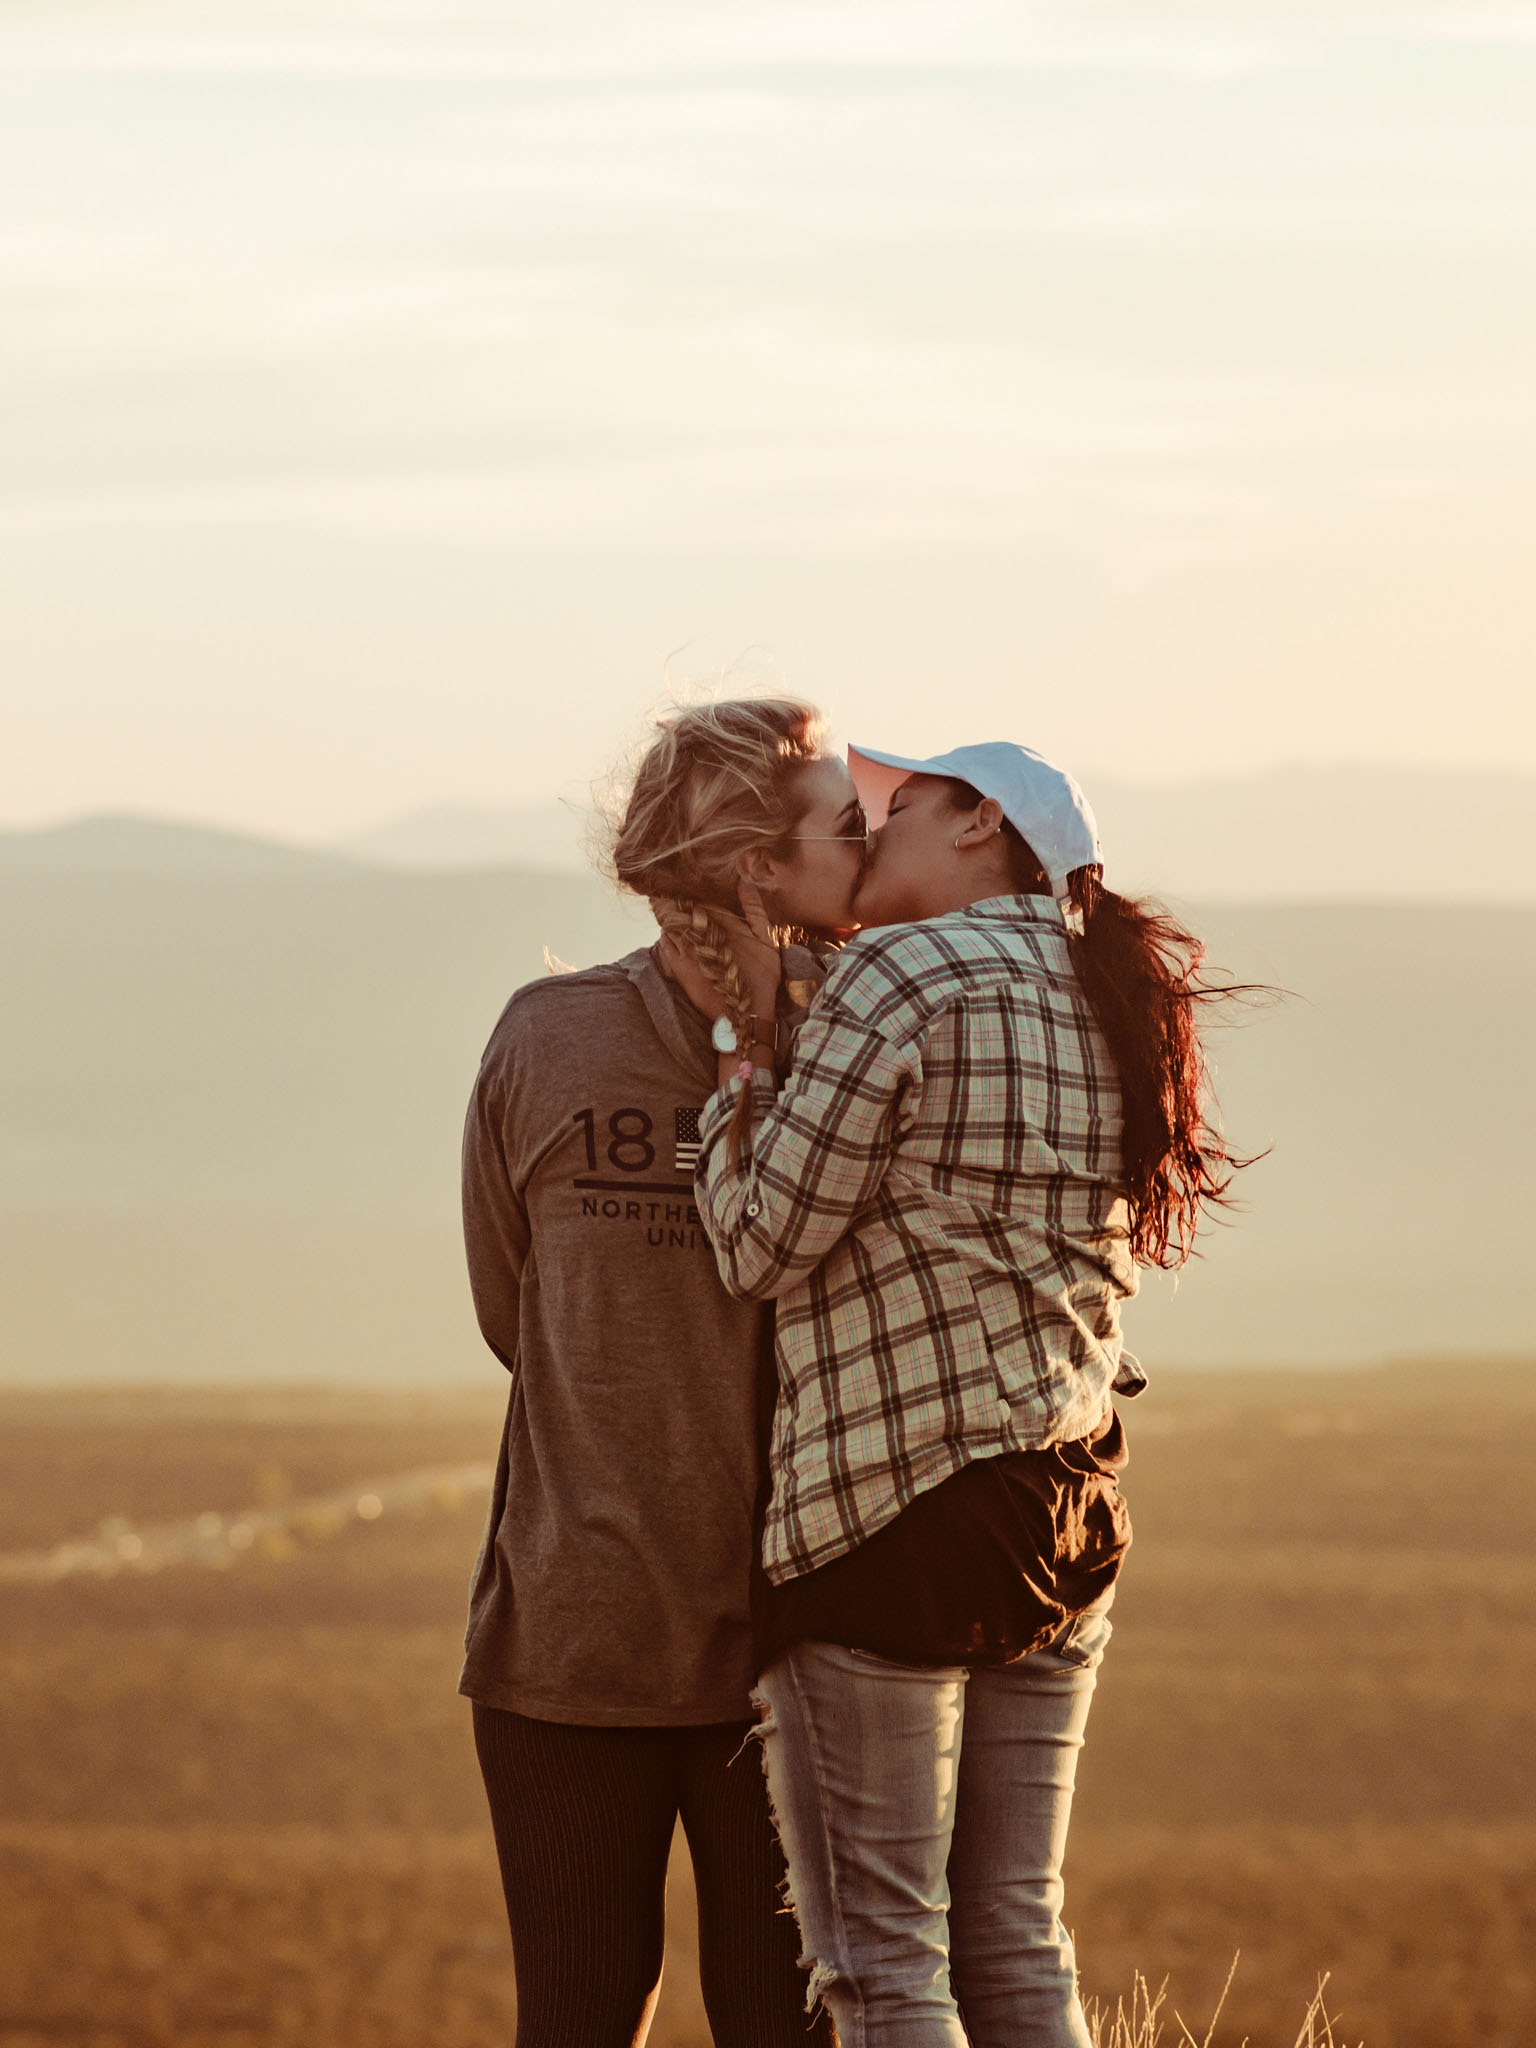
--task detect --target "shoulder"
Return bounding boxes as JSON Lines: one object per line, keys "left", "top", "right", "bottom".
{"left": 478, "top": 951, "right": 652, "bottom": 1076}
{"left": 819, "top": 908, "right": 1068, "bottom": 1034}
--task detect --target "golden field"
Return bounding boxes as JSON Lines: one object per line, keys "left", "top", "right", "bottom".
{"left": 2, "top": 1363, "right": 1533, "bottom": 2048}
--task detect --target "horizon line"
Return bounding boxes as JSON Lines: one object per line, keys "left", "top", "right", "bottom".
{"left": 6, "top": 754, "right": 1536, "bottom": 849}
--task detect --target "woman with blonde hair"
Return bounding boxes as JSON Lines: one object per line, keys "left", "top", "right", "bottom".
{"left": 458, "top": 697, "right": 862, "bottom": 2048}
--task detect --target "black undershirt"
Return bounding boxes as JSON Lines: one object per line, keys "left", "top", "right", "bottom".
{"left": 755, "top": 1408, "right": 1131, "bottom": 1672}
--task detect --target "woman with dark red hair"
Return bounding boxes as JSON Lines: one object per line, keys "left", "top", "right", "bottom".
{"left": 678, "top": 738, "right": 1244, "bottom": 2048}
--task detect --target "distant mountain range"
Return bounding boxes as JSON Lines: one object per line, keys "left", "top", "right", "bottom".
{"left": 2, "top": 854, "right": 1532, "bottom": 1380}
{"left": 335, "top": 764, "right": 1536, "bottom": 899}
{"left": 340, "top": 802, "right": 589, "bottom": 874}
{"left": 0, "top": 813, "right": 360, "bottom": 875}
{"left": 6, "top": 763, "right": 1534, "bottom": 897}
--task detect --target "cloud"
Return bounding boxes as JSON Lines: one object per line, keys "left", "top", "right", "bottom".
{"left": 0, "top": 302, "right": 1264, "bottom": 536}
{"left": 2, "top": 2, "right": 1533, "bottom": 574}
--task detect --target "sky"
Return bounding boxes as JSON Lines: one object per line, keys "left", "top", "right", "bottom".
{"left": 4, "top": 0, "right": 1536, "bottom": 840}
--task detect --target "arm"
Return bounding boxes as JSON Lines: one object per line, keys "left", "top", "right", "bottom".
{"left": 461, "top": 1063, "right": 532, "bottom": 1374}
{"left": 694, "top": 997, "right": 921, "bottom": 1300}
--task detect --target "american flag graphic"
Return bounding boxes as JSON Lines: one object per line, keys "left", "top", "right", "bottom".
{"left": 674, "top": 1107, "right": 702, "bottom": 1173}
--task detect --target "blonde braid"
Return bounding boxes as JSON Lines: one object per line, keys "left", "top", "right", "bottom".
{"left": 650, "top": 895, "right": 754, "bottom": 1047}
{"left": 651, "top": 894, "right": 763, "bottom": 1164}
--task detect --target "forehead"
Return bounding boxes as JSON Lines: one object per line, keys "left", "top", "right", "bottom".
{"left": 849, "top": 754, "right": 953, "bottom": 826}
{"left": 889, "top": 772, "right": 950, "bottom": 810}
{"left": 795, "top": 754, "right": 858, "bottom": 816}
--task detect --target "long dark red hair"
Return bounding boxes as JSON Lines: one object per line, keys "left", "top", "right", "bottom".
{"left": 1064, "top": 864, "right": 1245, "bottom": 1267}
{"left": 946, "top": 780, "right": 1250, "bottom": 1269}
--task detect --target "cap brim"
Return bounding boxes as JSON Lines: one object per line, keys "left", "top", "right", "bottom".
{"left": 848, "top": 744, "right": 942, "bottom": 828}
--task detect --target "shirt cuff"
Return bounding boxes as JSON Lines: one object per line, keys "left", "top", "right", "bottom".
{"left": 1111, "top": 1348, "right": 1148, "bottom": 1398}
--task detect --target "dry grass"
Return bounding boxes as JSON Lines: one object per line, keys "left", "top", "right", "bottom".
{"left": 2, "top": 1366, "right": 1534, "bottom": 2046}
{"left": 1086, "top": 1961, "right": 1361, "bottom": 2048}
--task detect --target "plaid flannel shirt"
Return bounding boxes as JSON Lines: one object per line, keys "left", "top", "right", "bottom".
{"left": 696, "top": 895, "right": 1146, "bottom": 1584}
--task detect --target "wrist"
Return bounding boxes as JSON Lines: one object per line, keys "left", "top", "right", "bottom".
{"left": 747, "top": 1012, "right": 783, "bottom": 1057}
{"left": 711, "top": 1014, "right": 779, "bottom": 1065}
{"left": 716, "top": 1044, "right": 777, "bottom": 1088}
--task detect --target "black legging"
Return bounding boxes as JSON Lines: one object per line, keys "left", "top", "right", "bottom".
{"left": 473, "top": 1704, "right": 833, "bottom": 2048}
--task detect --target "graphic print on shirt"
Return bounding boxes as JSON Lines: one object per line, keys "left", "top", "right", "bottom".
{"left": 569, "top": 1102, "right": 711, "bottom": 1251}
{"left": 674, "top": 1107, "right": 702, "bottom": 1173}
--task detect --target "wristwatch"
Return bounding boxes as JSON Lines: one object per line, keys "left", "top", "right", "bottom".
{"left": 710, "top": 1016, "right": 739, "bottom": 1055}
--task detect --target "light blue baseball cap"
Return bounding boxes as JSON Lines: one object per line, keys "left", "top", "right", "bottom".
{"left": 848, "top": 740, "right": 1102, "bottom": 902}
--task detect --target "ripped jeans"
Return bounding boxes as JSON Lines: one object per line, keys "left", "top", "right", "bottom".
{"left": 751, "top": 1596, "right": 1112, "bottom": 2048}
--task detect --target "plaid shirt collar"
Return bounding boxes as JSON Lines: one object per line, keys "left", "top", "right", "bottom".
{"left": 953, "top": 892, "right": 1063, "bottom": 927}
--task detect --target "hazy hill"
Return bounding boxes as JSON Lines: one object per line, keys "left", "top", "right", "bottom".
{"left": 2, "top": 859, "right": 1531, "bottom": 1381}
{"left": 1, "top": 863, "right": 647, "bottom": 1219}
{"left": 13, "top": 764, "right": 1536, "bottom": 898}
{"left": 1094, "top": 763, "right": 1536, "bottom": 902}
{"left": 0, "top": 814, "right": 360, "bottom": 876}
{"left": 332, "top": 764, "right": 1536, "bottom": 900}
{"left": 340, "top": 802, "right": 587, "bottom": 875}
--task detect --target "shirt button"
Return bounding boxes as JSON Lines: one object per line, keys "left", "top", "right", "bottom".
{"left": 745, "top": 1198, "right": 762, "bottom": 1219}
{"left": 996, "top": 1397, "right": 1011, "bottom": 1422}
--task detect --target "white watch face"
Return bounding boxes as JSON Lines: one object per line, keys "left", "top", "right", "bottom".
{"left": 711, "top": 1015, "right": 738, "bottom": 1054}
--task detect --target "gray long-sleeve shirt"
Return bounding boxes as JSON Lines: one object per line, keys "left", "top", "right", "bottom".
{"left": 458, "top": 944, "right": 766, "bottom": 1725}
